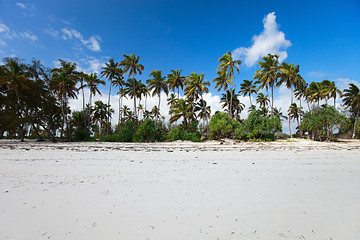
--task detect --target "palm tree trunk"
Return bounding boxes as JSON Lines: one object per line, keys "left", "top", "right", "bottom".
{"left": 334, "top": 97, "right": 336, "bottom": 108}
{"left": 178, "top": 87, "right": 180, "bottom": 100}
{"left": 157, "top": 93, "right": 161, "bottom": 124}
{"left": 107, "top": 84, "right": 112, "bottom": 135}
{"left": 289, "top": 117, "right": 292, "bottom": 138}
{"left": 271, "top": 84, "right": 274, "bottom": 116}
{"left": 118, "top": 86, "right": 121, "bottom": 126}
{"left": 353, "top": 110, "right": 359, "bottom": 139}
{"left": 249, "top": 94, "right": 252, "bottom": 107}
{"left": 230, "top": 86, "right": 233, "bottom": 119}
{"left": 299, "top": 99, "right": 303, "bottom": 138}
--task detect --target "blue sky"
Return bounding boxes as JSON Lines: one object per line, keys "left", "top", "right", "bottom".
{"left": 1, "top": 0, "right": 360, "bottom": 127}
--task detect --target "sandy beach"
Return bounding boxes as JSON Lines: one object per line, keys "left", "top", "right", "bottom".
{"left": 1, "top": 140, "right": 360, "bottom": 240}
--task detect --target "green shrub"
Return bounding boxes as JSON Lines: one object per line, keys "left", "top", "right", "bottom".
{"left": 209, "top": 111, "right": 239, "bottom": 139}
{"left": 117, "top": 120, "right": 135, "bottom": 142}
{"left": 134, "top": 119, "right": 162, "bottom": 142}
{"left": 166, "top": 126, "right": 201, "bottom": 142}
{"left": 73, "top": 129, "right": 91, "bottom": 141}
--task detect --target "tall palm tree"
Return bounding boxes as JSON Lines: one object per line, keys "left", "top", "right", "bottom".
{"left": 321, "top": 80, "right": 342, "bottom": 107}
{"left": 93, "top": 100, "right": 113, "bottom": 135}
{"left": 277, "top": 62, "right": 302, "bottom": 104}
{"left": 147, "top": 70, "right": 169, "bottom": 123}
{"left": 185, "top": 72, "right": 210, "bottom": 103}
{"left": 342, "top": 83, "right": 360, "bottom": 138}
{"left": 50, "top": 60, "right": 79, "bottom": 141}
{"left": 221, "top": 89, "right": 243, "bottom": 117}
{"left": 167, "top": 69, "right": 185, "bottom": 99}
{"left": 254, "top": 54, "right": 280, "bottom": 116}
{"left": 124, "top": 77, "right": 141, "bottom": 118}
{"left": 112, "top": 75, "right": 125, "bottom": 125}
{"left": 0, "top": 57, "right": 33, "bottom": 141}
{"left": 85, "top": 73, "right": 105, "bottom": 132}
{"left": 118, "top": 54, "right": 144, "bottom": 120}
{"left": 217, "top": 51, "right": 241, "bottom": 119}
{"left": 101, "top": 58, "right": 122, "bottom": 133}
{"left": 288, "top": 103, "right": 302, "bottom": 138}
{"left": 239, "top": 79, "right": 257, "bottom": 107}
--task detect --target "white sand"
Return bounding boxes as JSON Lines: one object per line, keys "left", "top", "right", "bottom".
{"left": 1, "top": 140, "right": 360, "bottom": 240}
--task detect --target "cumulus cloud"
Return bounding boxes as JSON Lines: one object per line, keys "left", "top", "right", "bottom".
{"left": 233, "top": 12, "right": 291, "bottom": 67}
{"left": 61, "top": 28, "right": 101, "bottom": 52}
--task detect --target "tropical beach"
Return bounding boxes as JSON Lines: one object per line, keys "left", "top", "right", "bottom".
{"left": 1, "top": 140, "right": 360, "bottom": 240}
{"left": 1, "top": 0, "right": 360, "bottom": 239}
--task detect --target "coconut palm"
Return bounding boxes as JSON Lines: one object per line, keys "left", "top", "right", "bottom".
{"left": 277, "top": 62, "right": 301, "bottom": 104}
{"left": 342, "top": 83, "right": 360, "bottom": 138}
{"left": 0, "top": 57, "right": 33, "bottom": 140}
{"left": 112, "top": 75, "right": 125, "bottom": 125}
{"left": 167, "top": 69, "right": 185, "bottom": 99}
{"left": 256, "top": 93, "right": 270, "bottom": 109}
{"left": 221, "top": 89, "right": 242, "bottom": 117}
{"left": 321, "top": 80, "right": 342, "bottom": 107}
{"left": 101, "top": 58, "right": 122, "bottom": 132}
{"left": 306, "top": 81, "right": 323, "bottom": 108}
{"left": 124, "top": 77, "right": 141, "bottom": 118}
{"left": 169, "top": 98, "right": 192, "bottom": 129}
{"left": 184, "top": 72, "right": 210, "bottom": 105}
{"left": 288, "top": 103, "right": 302, "bottom": 138}
{"left": 50, "top": 60, "right": 79, "bottom": 141}
{"left": 93, "top": 100, "right": 113, "bottom": 135}
{"left": 217, "top": 51, "right": 241, "bottom": 118}
{"left": 118, "top": 54, "right": 144, "bottom": 120}
{"left": 147, "top": 70, "right": 169, "bottom": 123}
{"left": 254, "top": 54, "right": 280, "bottom": 116}
{"left": 239, "top": 79, "right": 257, "bottom": 107}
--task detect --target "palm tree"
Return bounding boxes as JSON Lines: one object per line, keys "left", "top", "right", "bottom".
{"left": 85, "top": 73, "right": 105, "bottom": 132}
{"left": 137, "top": 103, "right": 144, "bottom": 120}
{"left": 217, "top": 51, "right": 241, "bottom": 118}
{"left": 221, "top": 89, "right": 243, "bottom": 117}
{"left": 342, "top": 83, "right": 360, "bottom": 138}
{"left": 321, "top": 80, "right": 342, "bottom": 107}
{"left": 277, "top": 62, "right": 302, "bottom": 104}
{"left": 101, "top": 58, "right": 122, "bottom": 133}
{"left": 195, "top": 99, "right": 211, "bottom": 131}
{"left": 256, "top": 93, "right": 270, "bottom": 109}
{"left": 118, "top": 54, "right": 144, "bottom": 120}
{"left": 306, "top": 81, "right": 323, "bottom": 108}
{"left": 0, "top": 57, "right": 33, "bottom": 141}
{"left": 50, "top": 60, "right": 79, "bottom": 141}
{"left": 239, "top": 79, "right": 257, "bottom": 107}
{"left": 184, "top": 72, "right": 210, "bottom": 104}
{"left": 124, "top": 77, "right": 140, "bottom": 118}
{"left": 147, "top": 70, "right": 169, "bottom": 123}
{"left": 112, "top": 75, "right": 125, "bottom": 125}
{"left": 254, "top": 54, "right": 280, "bottom": 116}
{"left": 169, "top": 98, "right": 192, "bottom": 129}
{"left": 167, "top": 69, "right": 185, "bottom": 99}
{"left": 93, "top": 100, "right": 113, "bottom": 135}
{"left": 288, "top": 103, "right": 302, "bottom": 138}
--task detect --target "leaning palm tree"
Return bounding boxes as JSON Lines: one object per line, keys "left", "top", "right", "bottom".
{"left": 167, "top": 69, "right": 185, "bottom": 99}
{"left": 254, "top": 54, "right": 280, "bottom": 116}
{"left": 342, "top": 83, "right": 360, "bottom": 138}
{"left": 217, "top": 51, "right": 241, "bottom": 119}
{"left": 147, "top": 70, "right": 169, "bottom": 124}
{"left": 239, "top": 79, "right": 257, "bottom": 107}
{"left": 101, "top": 58, "right": 122, "bottom": 132}
{"left": 288, "top": 103, "right": 302, "bottom": 138}
{"left": 118, "top": 54, "right": 144, "bottom": 120}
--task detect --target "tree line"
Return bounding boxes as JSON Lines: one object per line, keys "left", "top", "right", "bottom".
{"left": 0, "top": 52, "right": 359, "bottom": 142}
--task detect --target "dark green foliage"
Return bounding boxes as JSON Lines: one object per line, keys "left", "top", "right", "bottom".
{"left": 166, "top": 126, "right": 202, "bottom": 142}
{"left": 73, "top": 129, "right": 92, "bottom": 141}
{"left": 301, "top": 105, "right": 347, "bottom": 141}
{"left": 209, "top": 111, "right": 239, "bottom": 139}
{"left": 234, "top": 110, "right": 281, "bottom": 141}
{"left": 134, "top": 119, "right": 162, "bottom": 142}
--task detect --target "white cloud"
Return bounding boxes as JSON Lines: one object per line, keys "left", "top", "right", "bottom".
{"left": 61, "top": 28, "right": 101, "bottom": 52}
{"left": 336, "top": 77, "right": 360, "bottom": 92}
{"left": 232, "top": 12, "right": 291, "bottom": 67}
{"left": 44, "top": 28, "right": 60, "bottom": 39}
{"left": 21, "top": 31, "right": 38, "bottom": 41}
{"left": 16, "top": 2, "right": 26, "bottom": 9}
